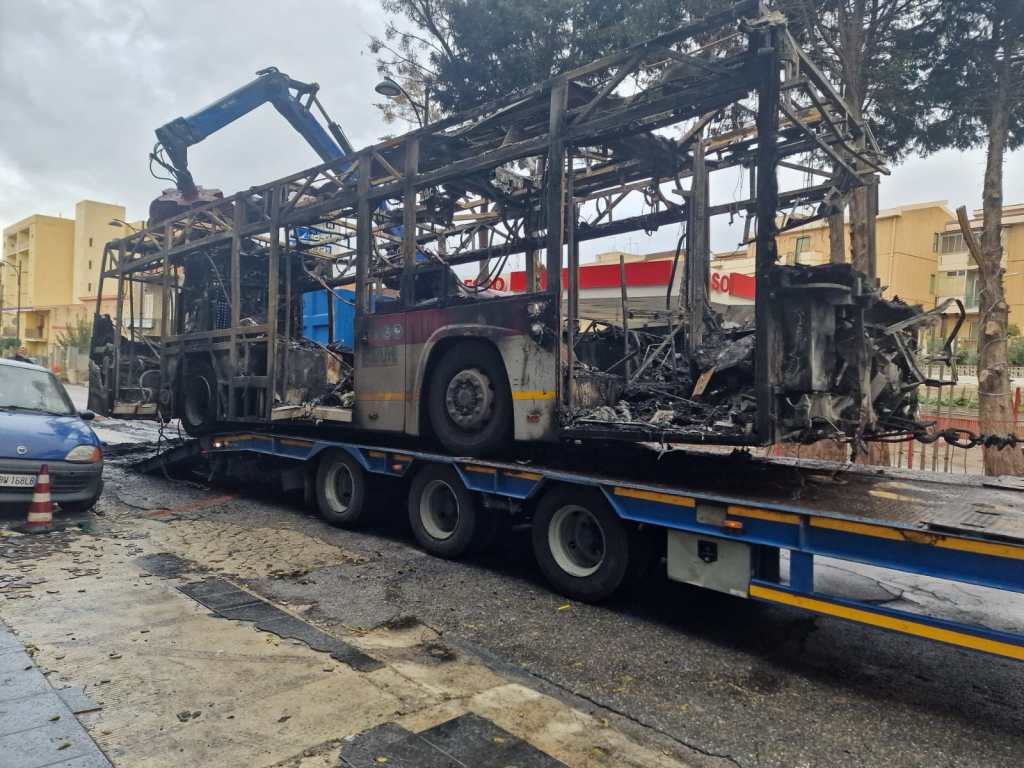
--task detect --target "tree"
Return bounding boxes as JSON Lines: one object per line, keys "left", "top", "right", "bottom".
{"left": 923, "top": 0, "right": 1024, "bottom": 475}
{"left": 55, "top": 315, "right": 92, "bottom": 352}
{"left": 781, "top": 0, "right": 935, "bottom": 269}
{"left": 369, "top": 0, "right": 699, "bottom": 126}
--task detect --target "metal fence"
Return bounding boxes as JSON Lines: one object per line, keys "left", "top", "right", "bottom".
{"left": 889, "top": 381, "right": 1023, "bottom": 474}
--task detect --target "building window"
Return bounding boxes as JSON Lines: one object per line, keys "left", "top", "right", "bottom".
{"left": 88, "top": 260, "right": 92, "bottom": 269}
{"left": 87, "top": 282, "right": 92, "bottom": 293}
{"left": 938, "top": 232, "right": 966, "bottom": 254}
{"left": 965, "top": 270, "right": 980, "bottom": 309}
{"left": 794, "top": 235, "right": 811, "bottom": 257}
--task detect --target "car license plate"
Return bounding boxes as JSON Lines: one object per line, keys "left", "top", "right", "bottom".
{"left": 0, "top": 473, "right": 36, "bottom": 488}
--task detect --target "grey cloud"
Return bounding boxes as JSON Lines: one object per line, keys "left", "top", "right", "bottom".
{"left": 0, "top": 0, "right": 1020, "bottom": 246}
{"left": 0, "top": 0, "right": 386, "bottom": 225}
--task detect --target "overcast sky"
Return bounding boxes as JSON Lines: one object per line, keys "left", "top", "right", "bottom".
{"left": 2, "top": 0, "right": 1022, "bottom": 259}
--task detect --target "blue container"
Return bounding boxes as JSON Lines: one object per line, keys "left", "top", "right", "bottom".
{"left": 302, "top": 289, "right": 357, "bottom": 348}
{"left": 302, "top": 290, "right": 394, "bottom": 348}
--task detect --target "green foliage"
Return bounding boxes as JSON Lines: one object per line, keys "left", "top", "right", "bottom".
{"left": 1010, "top": 336, "right": 1024, "bottom": 366}
{"left": 0, "top": 336, "right": 19, "bottom": 351}
{"left": 778, "top": 0, "right": 939, "bottom": 161}
{"left": 1007, "top": 323, "right": 1020, "bottom": 337}
{"left": 55, "top": 315, "right": 91, "bottom": 352}
{"left": 918, "top": 1, "right": 1024, "bottom": 155}
{"left": 369, "top": 0, "right": 704, "bottom": 121}
{"left": 955, "top": 346, "right": 977, "bottom": 366}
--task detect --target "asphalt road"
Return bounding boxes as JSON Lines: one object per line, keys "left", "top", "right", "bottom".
{"left": 77, "top": 444, "right": 1024, "bottom": 768}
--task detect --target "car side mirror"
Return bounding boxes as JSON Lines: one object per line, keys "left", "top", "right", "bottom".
{"left": 79, "top": 410, "right": 96, "bottom": 421}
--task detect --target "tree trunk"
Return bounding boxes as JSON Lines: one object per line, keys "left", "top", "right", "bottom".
{"left": 843, "top": 187, "right": 868, "bottom": 276}
{"left": 828, "top": 210, "right": 845, "bottom": 263}
{"left": 970, "top": 13, "right": 1024, "bottom": 476}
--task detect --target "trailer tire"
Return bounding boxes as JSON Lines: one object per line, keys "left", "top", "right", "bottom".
{"left": 181, "top": 359, "right": 218, "bottom": 436}
{"left": 315, "top": 450, "right": 369, "bottom": 528}
{"left": 408, "top": 464, "right": 480, "bottom": 559}
{"left": 532, "top": 486, "right": 631, "bottom": 603}
{"left": 426, "top": 341, "right": 511, "bottom": 457}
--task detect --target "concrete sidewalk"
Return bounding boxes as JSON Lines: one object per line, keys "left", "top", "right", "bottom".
{"left": 0, "top": 496, "right": 699, "bottom": 768}
{"left": 0, "top": 622, "right": 111, "bottom": 768}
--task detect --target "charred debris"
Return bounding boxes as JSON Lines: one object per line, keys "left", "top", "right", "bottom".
{"left": 88, "top": 1, "right": 959, "bottom": 450}
{"left": 568, "top": 263, "right": 952, "bottom": 447}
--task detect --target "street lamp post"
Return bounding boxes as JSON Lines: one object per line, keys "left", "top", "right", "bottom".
{"left": 374, "top": 76, "right": 430, "bottom": 128}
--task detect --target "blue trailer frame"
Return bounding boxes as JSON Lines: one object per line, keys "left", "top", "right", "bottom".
{"left": 195, "top": 431, "right": 1024, "bottom": 663}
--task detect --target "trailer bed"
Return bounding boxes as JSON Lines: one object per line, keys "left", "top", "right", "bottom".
{"left": 143, "top": 431, "right": 1024, "bottom": 662}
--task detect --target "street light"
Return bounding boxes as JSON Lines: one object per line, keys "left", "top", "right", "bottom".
{"left": 109, "top": 218, "right": 138, "bottom": 232}
{"left": 374, "top": 76, "right": 426, "bottom": 127}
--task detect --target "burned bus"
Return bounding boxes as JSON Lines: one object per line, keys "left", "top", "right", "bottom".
{"left": 88, "top": 1, "right": 959, "bottom": 457}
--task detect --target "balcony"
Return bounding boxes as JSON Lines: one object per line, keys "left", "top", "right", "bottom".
{"left": 930, "top": 270, "right": 979, "bottom": 310}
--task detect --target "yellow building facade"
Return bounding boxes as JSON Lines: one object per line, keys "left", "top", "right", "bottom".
{"left": 765, "top": 200, "right": 954, "bottom": 309}
{"left": 2, "top": 200, "right": 141, "bottom": 362}
{"left": 932, "top": 204, "right": 1024, "bottom": 344}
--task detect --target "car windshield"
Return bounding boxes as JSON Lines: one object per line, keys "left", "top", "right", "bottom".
{"left": 0, "top": 365, "right": 76, "bottom": 416}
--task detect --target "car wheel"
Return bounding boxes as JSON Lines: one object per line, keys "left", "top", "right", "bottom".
{"left": 60, "top": 495, "right": 100, "bottom": 515}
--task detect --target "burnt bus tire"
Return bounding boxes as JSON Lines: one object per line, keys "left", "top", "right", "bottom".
{"left": 315, "top": 450, "right": 369, "bottom": 528}
{"left": 531, "top": 486, "right": 632, "bottom": 603}
{"left": 427, "top": 341, "right": 512, "bottom": 457}
{"left": 408, "top": 464, "right": 481, "bottom": 559}
{"left": 181, "top": 359, "right": 218, "bottom": 436}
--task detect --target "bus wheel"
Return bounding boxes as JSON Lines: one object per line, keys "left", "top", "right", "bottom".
{"left": 315, "top": 450, "right": 369, "bottom": 528}
{"left": 181, "top": 359, "right": 218, "bottom": 436}
{"left": 408, "top": 464, "right": 480, "bottom": 559}
{"left": 531, "top": 486, "right": 631, "bottom": 603}
{"left": 427, "top": 341, "right": 511, "bottom": 457}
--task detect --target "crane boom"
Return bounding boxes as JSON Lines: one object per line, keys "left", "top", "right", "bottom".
{"left": 149, "top": 66, "right": 352, "bottom": 221}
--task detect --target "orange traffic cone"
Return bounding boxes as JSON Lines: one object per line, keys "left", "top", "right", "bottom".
{"left": 21, "top": 464, "right": 55, "bottom": 534}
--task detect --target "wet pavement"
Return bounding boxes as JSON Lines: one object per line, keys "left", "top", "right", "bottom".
{"left": 1, "top": 422, "right": 1023, "bottom": 767}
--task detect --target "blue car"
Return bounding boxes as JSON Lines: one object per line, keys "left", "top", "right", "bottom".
{"left": 0, "top": 358, "right": 103, "bottom": 513}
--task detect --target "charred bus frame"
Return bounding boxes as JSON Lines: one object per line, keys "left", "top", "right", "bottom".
{"left": 91, "top": 1, "right": 931, "bottom": 456}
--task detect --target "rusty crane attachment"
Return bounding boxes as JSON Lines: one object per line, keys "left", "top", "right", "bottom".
{"left": 88, "top": 1, "right": 954, "bottom": 454}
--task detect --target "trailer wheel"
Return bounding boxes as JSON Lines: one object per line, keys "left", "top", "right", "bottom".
{"left": 532, "top": 486, "right": 631, "bottom": 603}
{"left": 408, "top": 464, "right": 480, "bottom": 558}
{"left": 315, "top": 450, "right": 368, "bottom": 528}
{"left": 427, "top": 341, "right": 511, "bottom": 457}
{"left": 181, "top": 359, "right": 218, "bottom": 436}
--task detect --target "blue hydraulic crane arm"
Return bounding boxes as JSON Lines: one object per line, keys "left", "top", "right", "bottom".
{"left": 153, "top": 66, "right": 352, "bottom": 198}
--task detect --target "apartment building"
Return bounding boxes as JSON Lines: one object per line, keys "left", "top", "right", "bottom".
{"left": 766, "top": 200, "right": 955, "bottom": 308}
{"left": 932, "top": 204, "right": 1024, "bottom": 345}
{"left": 553, "top": 201, "right": 953, "bottom": 321}
{"left": 1, "top": 200, "right": 148, "bottom": 361}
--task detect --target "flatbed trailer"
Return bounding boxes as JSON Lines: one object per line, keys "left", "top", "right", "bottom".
{"left": 153, "top": 430, "right": 1024, "bottom": 663}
